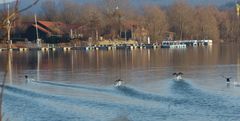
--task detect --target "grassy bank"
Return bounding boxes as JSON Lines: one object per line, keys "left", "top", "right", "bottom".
{"left": 0, "top": 40, "right": 139, "bottom": 48}
{"left": 95, "top": 40, "right": 138, "bottom": 46}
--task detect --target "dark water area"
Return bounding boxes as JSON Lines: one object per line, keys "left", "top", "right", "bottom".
{"left": 0, "top": 44, "right": 240, "bottom": 121}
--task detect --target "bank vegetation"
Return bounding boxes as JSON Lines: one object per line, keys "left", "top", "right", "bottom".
{"left": 1, "top": 0, "right": 240, "bottom": 43}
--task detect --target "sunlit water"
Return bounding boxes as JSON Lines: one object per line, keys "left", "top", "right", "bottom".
{"left": 0, "top": 44, "right": 240, "bottom": 121}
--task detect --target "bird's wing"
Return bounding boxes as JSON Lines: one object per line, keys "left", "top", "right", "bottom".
{"left": 220, "top": 75, "right": 227, "bottom": 79}
{"left": 178, "top": 72, "right": 183, "bottom": 75}
{"left": 115, "top": 78, "right": 122, "bottom": 82}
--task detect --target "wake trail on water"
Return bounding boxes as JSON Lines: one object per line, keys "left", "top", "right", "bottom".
{"left": 3, "top": 85, "right": 175, "bottom": 121}
{"left": 4, "top": 81, "right": 240, "bottom": 121}
{"left": 3, "top": 92, "right": 91, "bottom": 121}
{"left": 115, "top": 86, "right": 178, "bottom": 103}
{"left": 4, "top": 85, "right": 126, "bottom": 109}
{"left": 31, "top": 80, "right": 112, "bottom": 93}
{"left": 170, "top": 80, "right": 240, "bottom": 114}
{"left": 30, "top": 80, "right": 183, "bottom": 104}
{"left": 11, "top": 80, "right": 240, "bottom": 117}
{"left": 4, "top": 85, "right": 170, "bottom": 112}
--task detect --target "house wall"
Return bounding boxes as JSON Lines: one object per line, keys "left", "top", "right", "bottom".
{"left": 25, "top": 26, "right": 48, "bottom": 42}
{"left": 0, "top": 30, "right": 3, "bottom": 39}
{"left": 120, "top": 30, "right": 132, "bottom": 40}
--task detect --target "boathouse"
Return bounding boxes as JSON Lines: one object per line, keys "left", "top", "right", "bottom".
{"left": 0, "top": 30, "right": 3, "bottom": 41}
{"left": 25, "top": 21, "right": 70, "bottom": 43}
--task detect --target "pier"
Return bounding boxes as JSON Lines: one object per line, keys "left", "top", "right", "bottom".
{"left": 0, "top": 40, "right": 213, "bottom": 52}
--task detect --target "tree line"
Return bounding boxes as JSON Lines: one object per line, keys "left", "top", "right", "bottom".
{"left": 6, "top": 0, "right": 240, "bottom": 43}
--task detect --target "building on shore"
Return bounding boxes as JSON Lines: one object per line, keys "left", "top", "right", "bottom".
{"left": 0, "top": 30, "right": 3, "bottom": 41}
{"left": 8, "top": 20, "right": 83, "bottom": 44}
{"left": 25, "top": 21, "right": 71, "bottom": 43}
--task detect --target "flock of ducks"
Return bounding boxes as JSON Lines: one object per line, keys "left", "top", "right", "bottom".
{"left": 114, "top": 72, "right": 184, "bottom": 87}
{"left": 25, "top": 73, "right": 240, "bottom": 88}
{"left": 114, "top": 72, "right": 240, "bottom": 87}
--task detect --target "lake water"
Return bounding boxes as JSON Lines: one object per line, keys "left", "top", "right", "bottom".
{"left": 1, "top": 44, "right": 240, "bottom": 121}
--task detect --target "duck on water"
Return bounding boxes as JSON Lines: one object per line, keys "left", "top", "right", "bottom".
{"left": 114, "top": 79, "right": 125, "bottom": 87}
{"left": 25, "top": 75, "right": 35, "bottom": 84}
{"left": 173, "top": 72, "right": 184, "bottom": 81}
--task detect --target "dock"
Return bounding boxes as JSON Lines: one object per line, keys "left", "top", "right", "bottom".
{"left": 0, "top": 40, "right": 212, "bottom": 52}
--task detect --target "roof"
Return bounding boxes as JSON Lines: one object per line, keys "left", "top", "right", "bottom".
{"left": 29, "top": 20, "right": 83, "bottom": 35}
{"left": 38, "top": 21, "right": 65, "bottom": 28}
{"left": 37, "top": 21, "right": 66, "bottom": 35}
{"left": 32, "top": 24, "right": 51, "bottom": 35}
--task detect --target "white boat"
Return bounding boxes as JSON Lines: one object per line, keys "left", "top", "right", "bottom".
{"left": 161, "top": 41, "right": 187, "bottom": 49}
{"left": 170, "top": 44, "right": 187, "bottom": 48}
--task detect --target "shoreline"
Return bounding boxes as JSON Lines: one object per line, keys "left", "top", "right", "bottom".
{"left": 0, "top": 44, "right": 160, "bottom": 52}
{"left": 0, "top": 39, "right": 214, "bottom": 52}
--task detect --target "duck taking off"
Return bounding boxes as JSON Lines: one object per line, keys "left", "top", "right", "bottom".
{"left": 221, "top": 75, "right": 231, "bottom": 84}
{"left": 173, "top": 72, "right": 183, "bottom": 81}
{"left": 114, "top": 78, "right": 124, "bottom": 87}
{"left": 221, "top": 75, "right": 232, "bottom": 87}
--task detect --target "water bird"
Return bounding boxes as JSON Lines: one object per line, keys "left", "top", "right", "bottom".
{"left": 25, "top": 75, "right": 34, "bottom": 84}
{"left": 221, "top": 75, "right": 231, "bottom": 84}
{"left": 221, "top": 75, "right": 240, "bottom": 87}
{"left": 220, "top": 75, "right": 240, "bottom": 87}
{"left": 173, "top": 72, "right": 183, "bottom": 81}
{"left": 25, "top": 75, "right": 29, "bottom": 83}
{"left": 114, "top": 79, "right": 124, "bottom": 87}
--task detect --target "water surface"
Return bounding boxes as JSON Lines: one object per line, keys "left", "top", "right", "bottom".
{"left": 0, "top": 44, "right": 240, "bottom": 121}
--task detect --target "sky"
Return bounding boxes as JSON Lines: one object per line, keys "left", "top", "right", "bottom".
{"left": 134, "top": 0, "right": 235, "bottom": 6}
{"left": 0, "top": 0, "right": 236, "bottom": 4}
{"left": 0, "top": 0, "right": 15, "bottom": 4}
{"left": 0, "top": 0, "right": 237, "bottom": 8}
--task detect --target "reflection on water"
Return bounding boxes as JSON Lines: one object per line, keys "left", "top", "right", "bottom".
{"left": 0, "top": 44, "right": 239, "bottom": 85}
{"left": 0, "top": 44, "right": 240, "bottom": 121}
{"left": 8, "top": 51, "right": 13, "bottom": 84}
{"left": 238, "top": 56, "right": 240, "bottom": 83}
{"left": 36, "top": 51, "right": 40, "bottom": 81}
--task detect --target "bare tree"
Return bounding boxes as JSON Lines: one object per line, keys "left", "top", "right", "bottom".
{"left": 228, "top": 10, "right": 240, "bottom": 43}
{"left": 216, "top": 10, "right": 231, "bottom": 42}
{"left": 59, "top": 0, "right": 81, "bottom": 24}
{"left": 195, "top": 6, "right": 220, "bottom": 41}
{"left": 143, "top": 5, "right": 168, "bottom": 43}
{"left": 100, "top": 0, "right": 132, "bottom": 39}
{"left": 40, "top": 0, "right": 59, "bottom": 21}
{"left": 168, "top": 1, "right": 195, "bottom": 40}
{"left": 79, "top": 4, "right": 104, "bottom": 41}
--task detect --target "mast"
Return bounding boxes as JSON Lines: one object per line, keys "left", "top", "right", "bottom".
{"left": 7, "top": 4, "right": 12, "bottom": 49}
{"left": 236, "top": 1, "right": 240, "bottom": 43}
{"left": 115, "top": 0, "right": 121, "bottom": 39}
{"left": 35, "top": 14, "right": 39, "bottom": 40}
{"left": 35, "top": 14, "right": 41, "bottom": 47}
